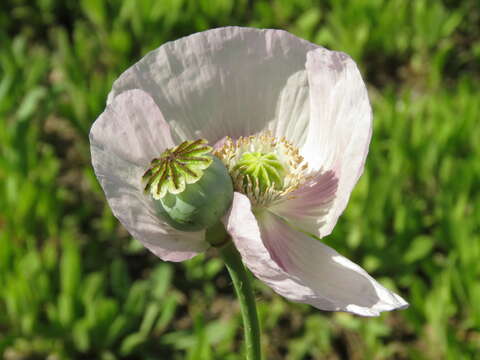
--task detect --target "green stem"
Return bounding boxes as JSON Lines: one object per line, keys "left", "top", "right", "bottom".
{"left": 218, "top": 241, "right": 262, "bottom": 360}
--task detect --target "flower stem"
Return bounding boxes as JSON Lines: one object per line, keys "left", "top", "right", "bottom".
{"left": 218, "top": 241, "right": 262, "bottom": 360}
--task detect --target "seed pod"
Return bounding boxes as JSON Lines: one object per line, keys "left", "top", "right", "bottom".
{"left": 143, "top": 140, "right": 233, "bottom": 232}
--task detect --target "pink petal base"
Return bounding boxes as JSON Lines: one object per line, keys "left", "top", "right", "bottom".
{"left": 269, "top": 170, "right": 338, "bottom": 238}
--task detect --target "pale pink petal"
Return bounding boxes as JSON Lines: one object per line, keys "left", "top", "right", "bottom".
{"left": 269, "top": 170, "right": 338, "bottom": 238}
{"left": 301, "top": 49, "right": 372, "bottom": 237}
{"left": 107, "top": 27, "right": 317, "bottom": 146}
{"left": 90, "top": 89, "right": 207, "bottom": 261}
{"left": 223, "top": 193, "right": 408, "bottom": 316}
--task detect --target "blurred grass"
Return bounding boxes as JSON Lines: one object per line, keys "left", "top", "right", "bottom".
{"left": 1, "top": 0, "right": 480, "bottom": 359}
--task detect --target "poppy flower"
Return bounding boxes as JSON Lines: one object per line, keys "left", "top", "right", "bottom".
{"left": 90, "top": 27, "right": 408, "bottom": 316}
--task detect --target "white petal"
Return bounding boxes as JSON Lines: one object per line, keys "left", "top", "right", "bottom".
{"left": 223, "top": 193, "right": 408, "bottom": 316}
{"left": 90, "top": 89, "right": 207, "bottom": 261}
{"left": 302, "top": 49, "right": 373, "bottom": 237}
{"left": 108, "top": 27, "right": 318, "bottom": 146}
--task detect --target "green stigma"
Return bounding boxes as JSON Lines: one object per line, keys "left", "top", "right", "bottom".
{"left": 234, "top": 151, "right": 285, "bottom": 192}
{"left": 142, "top": 139, "right": 213, "bottom": 199}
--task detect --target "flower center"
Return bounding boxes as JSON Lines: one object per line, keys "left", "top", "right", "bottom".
{"left": 233, "top": 151, "right": 285, "bottom": 193}
{"left": 215, "top": 132, "right": 310, "bottom": 207}
{"left": 142, "top": 139, "right": 213, "bottom": 199}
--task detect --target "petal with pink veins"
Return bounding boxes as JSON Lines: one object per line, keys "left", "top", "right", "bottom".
{"left": 90, "top": 89, "right": 208, "bottom": 261}
{"left": 223, "top": 193, "right": 408, "bottom": 316}
{"left": 302, "top": 49, "right": 373, "bottom": 238}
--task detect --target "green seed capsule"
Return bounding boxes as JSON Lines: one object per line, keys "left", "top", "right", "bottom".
{"left": 143, "top": 140, "right": 233, "bottom": 232}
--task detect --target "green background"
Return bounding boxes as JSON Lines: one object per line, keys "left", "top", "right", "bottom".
{"left": 1, "top": 0, "right": 479, "bottom": 359}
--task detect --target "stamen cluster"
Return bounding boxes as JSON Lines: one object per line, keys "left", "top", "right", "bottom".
{"left": 215, "top": 132, "right": 310, "bottom": 207}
